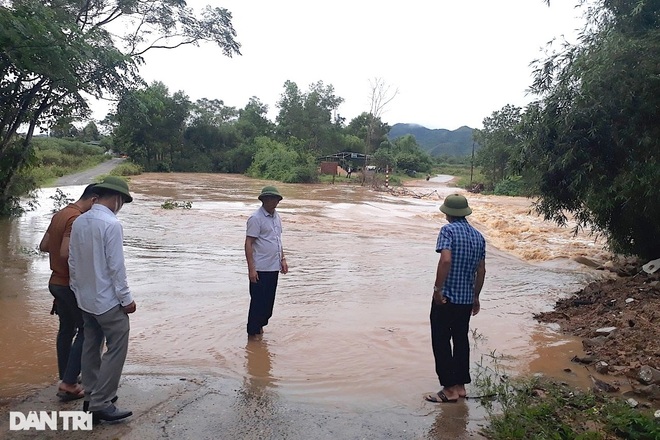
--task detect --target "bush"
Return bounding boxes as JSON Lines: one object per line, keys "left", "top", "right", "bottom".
{"left": 481, "top": 377, "right": 660, "bottom": 439}
{"left": 27, "top": 137, "right": 107, "bottom": 186}
{"left": 493, "top": 176, "right": 529, "bottom": 197}
{"left": 154, "top": 161, "right": 171, "bottom": 172}
{"left": 283, "top": 164, "right": 318, "bottom": 183}
{"left": 247, "top": 137, "right": 318, "bottom": 183}
{"left": 32, "top": 137, "right": 104, "bottom": 157}
{"left": 110, "top": 162, "right": 143, "bottom": 176}
{"left": 387, "top": 175, "right": 402, "bottom": 186}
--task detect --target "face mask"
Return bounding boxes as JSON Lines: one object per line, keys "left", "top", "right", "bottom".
{"left": 114, "top": 195, "right": 123, "bottom": 214}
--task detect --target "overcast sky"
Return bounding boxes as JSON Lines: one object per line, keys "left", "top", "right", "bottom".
{"left": 95, "top": 0, "right": 586, "bottom": 130}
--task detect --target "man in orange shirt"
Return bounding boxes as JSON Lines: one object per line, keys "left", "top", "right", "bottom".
{"left": 39, "top": 184, "right": 98, "bottom": 400}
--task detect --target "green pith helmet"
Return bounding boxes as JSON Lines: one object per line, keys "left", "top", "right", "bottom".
{"left": 439, "top": 193, "right": 471, "bottom": 217}
{"left": 258, "top": 186, "right": 283, "bottom": 201}
{"left": 94, "top": 176, "right": 133, "bottom": 203}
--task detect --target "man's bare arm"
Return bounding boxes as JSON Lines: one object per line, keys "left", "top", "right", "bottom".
{"left": 245, "top": 236, "right": 258, "bottom": 283}
{"left": 39, "top": 232, "right": 49, "bottom": 253}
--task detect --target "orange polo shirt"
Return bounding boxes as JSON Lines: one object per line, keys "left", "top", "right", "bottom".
{"left": 46, "top": 204, "right": 83, "bottom": 286}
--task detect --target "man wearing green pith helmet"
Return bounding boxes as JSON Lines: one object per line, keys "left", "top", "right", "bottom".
{"left": 69, "top": 176, "right": 136, "bottom": 422}
{"left": 426, "top": 193, "right": 486, "bottom": 404}
{"left": 244, "top": 186, "right": 289, "bottom": 337}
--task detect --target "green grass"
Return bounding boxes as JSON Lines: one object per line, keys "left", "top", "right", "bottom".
{"left": 26, "top": 138, "right": 109, "bottom": 186}
{"left": 472, "top": 355, "right": 660, "bottom": 439}
{"left": 433, "top": 163, "right": 484, "bottom": 189}
{"left": 110, "top": 162, "right": 143, "bottom": 176}
{"left": 31, "top": 156, "right": 108, "bottom": 186}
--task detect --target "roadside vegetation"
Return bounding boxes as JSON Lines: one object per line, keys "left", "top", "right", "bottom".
{"left": 472, "top": 352, "right": 659, "bottom": 440}
{"left": 29, "top": 137, "right": 108, "bottom": 185}
{"left": 471, "top": 1, "right": 659, "bottom": 259}
{"left": 478, "top": 375, "right": 659, "bottom": 439}
{"left": 3, "top": 137, "right": 110, "bottom": 216}
{"left": 109, "top": 161, "right": 143, "bottom": 177}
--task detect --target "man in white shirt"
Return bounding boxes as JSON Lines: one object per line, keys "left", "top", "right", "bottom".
{"left": 244, "top": 186, "right": 288, "bottom": 337}
{"left": 69, "top": 176, "right": 136, "bottom": 422}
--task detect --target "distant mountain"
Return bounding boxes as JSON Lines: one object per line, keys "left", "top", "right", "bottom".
{"left": 387, "top": 124, "right": 476, "bottom": 157}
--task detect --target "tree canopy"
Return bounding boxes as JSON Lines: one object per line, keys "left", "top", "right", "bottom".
{"left": 519, "top": 0, "right": 660, "bottom": 258}
{"left": 0, "top": 0, "right": 240, "bottom": 215}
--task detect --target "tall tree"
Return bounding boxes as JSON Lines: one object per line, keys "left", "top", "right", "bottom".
{"left": 0, "top": 0, "right": 240, "bottom": 215}
{"left": 275, "top": 80, "right": 344, "bottom": 155}
{"left": 346, "top": 112, "right": 390, "bottom": 154}
{"left": 365, "top": 78, "right": 397, "bottom": 162}
{"left": 275, "top": 80, "right": 305, "bottom": 141}
{"left": 520, "top": 0, "right": 660, "bottom": 258}
{"left": 235, "top": 96, "right": 274, "bottom": 141}
{"left": 190, "top": 98, "right": 238, "bottom": 126}
{"left": 80, "top": 121, "right": 101, "bottom": 142}
{"left": 112, "top": 82, "right": 190, "bottom": 171}
{"left": 473, "top": 104, "right": 522, "bottom": 190}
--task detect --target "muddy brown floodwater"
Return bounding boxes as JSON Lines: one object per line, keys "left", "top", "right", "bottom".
{"left": 0, "top": 173, "right": 613, "bottom": 436}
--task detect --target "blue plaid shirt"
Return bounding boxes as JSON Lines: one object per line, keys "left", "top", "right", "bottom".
{"left": 436, "top": 218, "right": 486, "bottom": 304}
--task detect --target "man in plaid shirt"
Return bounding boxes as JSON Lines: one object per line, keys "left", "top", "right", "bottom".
{"left": 426, "top": 194, "right": 486, "bottom": 403}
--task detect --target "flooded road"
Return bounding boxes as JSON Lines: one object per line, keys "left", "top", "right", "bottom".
{"left": 0, "top": 173, "right": 609, "bottom": 434}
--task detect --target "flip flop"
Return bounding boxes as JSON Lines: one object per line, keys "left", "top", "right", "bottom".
{"left": 57, "top": 390, "right": 85, "bottom": 401}
{"left": 425, "top": 391, "right": 458, "bottom": 403}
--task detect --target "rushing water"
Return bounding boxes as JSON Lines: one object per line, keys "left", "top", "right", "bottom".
{"left": 0, "top": 173, "right": 609, "bottom": 431}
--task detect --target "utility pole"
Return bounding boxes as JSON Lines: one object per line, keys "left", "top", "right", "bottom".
{"left": 470, "top": 141, "right": 475, "bottom": 188}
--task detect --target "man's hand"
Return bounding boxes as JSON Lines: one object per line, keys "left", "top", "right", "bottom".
{"left": 472, "top": 298, "right": 480, "bottom": 316}
{"left": 432, "top": 290, "right": 447, "bottom": 305}
{"left": 248, "top": 269, "right": 259, "bottom": 283}
{"left": 50, "top": 299, "right": 58, "bottom": 315}
{"left": 123, "top": 301, "right": 137, "bottom": 314}
{"left": 280, "top": 259, "right": 288, "bottom": 274}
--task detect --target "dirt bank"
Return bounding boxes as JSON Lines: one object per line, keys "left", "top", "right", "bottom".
{"left": 535, "top": 259, "right": 660, "bottom": 402}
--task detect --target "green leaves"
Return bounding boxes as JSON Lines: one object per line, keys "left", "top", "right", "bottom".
{"left": 246, "top": 136, "right": 318, "bottom": 183}
{"left": 0, "top": 0, "right": 241, "bottom": 215}
{"left": 521, "top": 0, "right": 660, "bottom": 259}
{"left": 275, "top": 80, "right": 345, "bottom": 156}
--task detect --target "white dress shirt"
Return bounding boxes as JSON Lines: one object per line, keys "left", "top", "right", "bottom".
{"left": 69, "top": 204, "right": 133, "bottom": 315}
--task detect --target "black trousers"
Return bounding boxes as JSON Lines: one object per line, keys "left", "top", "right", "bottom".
{"left": 49, "top": 284, "right": 84, "bottom": 384}
{"left": 430, "top": 300, "right": 474, "bottom": 387}
{"left": 247, "top": 271, "right": 279, "bottom": 335}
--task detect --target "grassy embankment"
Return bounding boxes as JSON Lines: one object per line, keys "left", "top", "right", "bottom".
{"left": 473, "top": 365, "right": 659, "bottom": 439}
{"left": 29, "top": 137, "right": 107, "bottom": 185}
{"left": 28, "top": 137, "right": 141, "bottom": 185}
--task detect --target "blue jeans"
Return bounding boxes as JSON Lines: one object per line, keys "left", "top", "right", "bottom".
{"left": 49, "top": 284, "right": 84, "bottom": 385}
{"left": 247, "top": 271, "right": 279, "bottom": 335}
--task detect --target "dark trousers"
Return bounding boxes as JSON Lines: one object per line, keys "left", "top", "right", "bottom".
{"left": 247, "top": 271, "right": 279, "bottom": 335}
{"left": 430, "top": 300, "right": 474, "bottom": 388}
{"left": 48, "top": 284, "right": 84, "bottom": 385}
